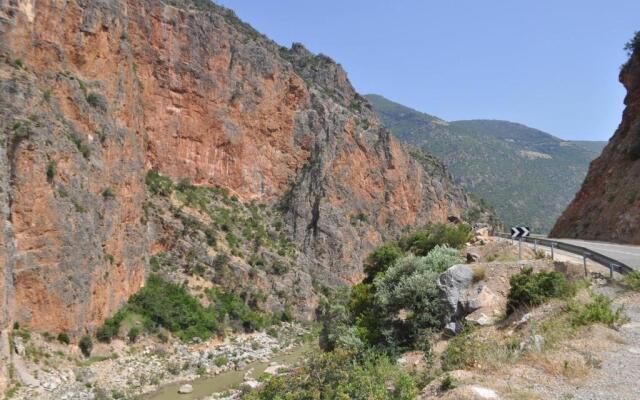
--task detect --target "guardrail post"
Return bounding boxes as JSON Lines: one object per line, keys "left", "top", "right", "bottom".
{"left": 609, "top": 264, "right": 614, "bottom": 279}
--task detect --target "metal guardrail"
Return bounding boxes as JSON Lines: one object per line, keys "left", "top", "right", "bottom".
{"left": 495, "top": 233, "right": 634, "bottom": 276}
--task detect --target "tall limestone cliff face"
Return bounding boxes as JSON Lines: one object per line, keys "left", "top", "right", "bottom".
{"left": 551, "top": 45, "right": 640, "bottom": 243}
{"left": 0, "top": 0, "right": 470, "bottom": 334}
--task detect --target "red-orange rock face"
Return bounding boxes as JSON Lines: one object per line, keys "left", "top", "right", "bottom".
{"left": 551, "top": 46, "right": 640, "bottom": 244}
{"left": 0, "top": 0, "right": 470, "bottom": 333}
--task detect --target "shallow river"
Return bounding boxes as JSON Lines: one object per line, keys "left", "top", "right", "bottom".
{"left": 146, "top": 343, "right": 313, "bottom": 400}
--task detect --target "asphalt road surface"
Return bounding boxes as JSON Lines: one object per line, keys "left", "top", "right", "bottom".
{"left": 547, "top": 237, "right": 640, "bottom": 270}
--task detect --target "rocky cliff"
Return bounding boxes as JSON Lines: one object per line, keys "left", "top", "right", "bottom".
{"left": 0, "top": 0, "right": 472, "bottom": 336}
{"left": 551, "top": 37, "right": 640, "bottom": 244}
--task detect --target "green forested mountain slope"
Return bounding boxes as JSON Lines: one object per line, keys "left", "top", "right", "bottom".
{"left": 365, "top": 94, "right": 606, "bottom": 233}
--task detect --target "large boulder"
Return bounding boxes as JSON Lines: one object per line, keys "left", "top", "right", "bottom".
{"left": 438, "top": 264, "right": 501, "bottom": 334}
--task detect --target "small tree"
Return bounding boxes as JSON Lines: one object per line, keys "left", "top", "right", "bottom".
{"left": 79, "top": 335, "right": 93, "bottom": 357}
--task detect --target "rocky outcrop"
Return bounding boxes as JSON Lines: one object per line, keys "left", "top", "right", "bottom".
{"left": 551, "top": 39, "right": 640, "bottom": 243}
{"left": 0, "top": 0, "right": 472, "bottom": 335}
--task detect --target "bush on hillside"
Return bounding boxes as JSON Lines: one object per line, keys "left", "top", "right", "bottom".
{"left": 128, "top": 275, "right": 219, "bottom": 341}
{"left": 362, "top": 242, "right": 404, "bottom": 283}
{"left": 79, "top": 335, "right": 93, "bottom": 357}
{"left": 506, "top": 268, "right": 570, "bottom": 314}
{"left": 57, "top": 332, "right": 70, "bottom": 345}
{"left": 398, "top": 223, "right": 472, "bottom": 256}
{"left": 623, "top": 271, "right": 640, "bottom": 292}
{"left": 145, "top": 170, "right": 174, "bottom": 197}
{"left": 567, "top": 293, "right": 626, "bottom": 328}
{"left": 373, "top": 247, "right": 461, "bottom": 351}
{"left": 245, "top": 349, "right": 418, "bottom": 400}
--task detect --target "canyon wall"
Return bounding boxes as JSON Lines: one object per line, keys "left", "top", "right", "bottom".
{"left": 551, "top": 43, "right": 640, "bottom": 244}
{"left": 0, "top": 0, "right": 470, "bottom": 334}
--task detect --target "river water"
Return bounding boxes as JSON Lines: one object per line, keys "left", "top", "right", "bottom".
{"left": 146, "top": 343, "right": 313, "bottom": 400}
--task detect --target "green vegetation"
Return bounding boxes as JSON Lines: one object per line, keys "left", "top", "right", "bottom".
{"left": 86, "top": 92, "right": 105, "bottom": 110}
{"left": 146, "top": 170, "right": 174, "bottom": 196}
{"left": 127, "top": 327, "right": 140, "bottom": 343}
{"left": 96, "top": 275, "right": 274, "bottom": 343}
{"left": 440, "top": 374, "right": 458, "bottom": 391}
{"left": 67, "top": 132, "right": 90, "bottom": 159}
{"left": 245, "top": 349, "right": 418, "bottom": 400}
{"left": 214, "top": 355, "right": 228, "bottom": 367}
{"left": 101, "top": 187, "right": 115, "bottom": 199}
{"left": 46, "top": 160, "right": 56, "bottom": 183}
{"left": 566, "top": 294, "right": 626, "bottom": 328}
{"left": 441, "top": 327, "right": 485, "bottom": 371}
{"left": 397, "top": 223, "right": 472, "bottom": 256}
{"left": 366, "top": 94, "right": 605, "bottom": 233}
{"left": 623, "top": 271, "right": 640, "bottom": 291}
{"left": 79, "top": 335, "right": 93, "bottom": 357}
{"left": 506, "top": 268, "right": 571, "bottom": 314}
{"left": 319, "top": 226, "right": 463, "bottom": 354}
{"left": 57, "top": 333, "right": 70, "bottom": 345}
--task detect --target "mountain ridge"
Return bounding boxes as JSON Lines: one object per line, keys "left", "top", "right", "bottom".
{"left": 365, "top": 94, "right": 606, "bottom": 233}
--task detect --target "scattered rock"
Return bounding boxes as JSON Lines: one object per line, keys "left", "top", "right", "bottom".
{"left": 466, "top": 252, "right": 480, "bottom": 263}
{"left": 13, "top": 337, "right": 25, "bottom": 356}
{"left": 178, "top": 384, "right": 194, "bottom": 394}
{"left": 471, "top": 386, "right": 500, "bottom": 399}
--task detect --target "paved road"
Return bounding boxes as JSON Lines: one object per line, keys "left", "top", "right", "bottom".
{"left": 550, "top": 237, "right": 640, "bottom": 270}
{"left": 532, "top": 236, "right": 640, "bottom": 270}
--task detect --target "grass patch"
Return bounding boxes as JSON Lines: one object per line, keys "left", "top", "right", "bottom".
{"left": 567, "top": 293, "right": 627, "bottom": 328}
{"left": 622, "top": 271, "right": 640, "bottom": 291}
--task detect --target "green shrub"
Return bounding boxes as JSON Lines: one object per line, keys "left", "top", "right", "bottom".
{"left": 623, "top": 271, "right": 640, "bottom": 291}
{"left": 398, "top": 223, "right": 472, "bottom": 256}
{"left": 506, "top": 268, "right": 570, "bottom": 314}
{"left": 127, "top": 327, "right": 140, "bottom": 343}
{"left": 101, "top": 187, "right": 115, "bottom": 199}
{"left": 57, "top": 332, "right": 70, "bottom": 345}
{"left": 79, "top": 335, "right": 93, "bottom": 357}
{"left": 128, "top": 275, "right": 219, "bottom": 341}
{"left": 46, "top": 160, "right": 56, "bottom": 183}
{"left": 67, "top": 132, "right": 91, "bottom": 159}
{"left": 440, "top": 374, "right": 457, "bottom": 391}
{"left": 145, "top": 170, "right": 174, "bottom": 196}
{"left": 245, "top": 349, "right": 418, "bottom": 400}
{"left": 441, "top": 327, "right": 485, "bottom": 371}
{"left": 214, "top": 356, "right": 228, "bottom": 367}
{"left": 363, "top": 242, "right": 403, "bottom": 283}
{"left": 371, "top": 246, "right": 461, "bottom": 351}
{"left": 567, "top": 294, "right": 626, "bottom": 328}
{"left": 86, "top": 92, "right": 105, "bottom": 110}
{"left": 96, "top": 308, "right": 129, "bottom": 343}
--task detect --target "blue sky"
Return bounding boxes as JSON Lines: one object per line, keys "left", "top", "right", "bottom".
{"left": 217, "top": 1, "right": 640, "bottom": 141}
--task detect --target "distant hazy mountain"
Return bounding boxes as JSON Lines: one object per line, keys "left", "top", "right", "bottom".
{"left": 365, "top": 94, "right": 607, "bottom": 233}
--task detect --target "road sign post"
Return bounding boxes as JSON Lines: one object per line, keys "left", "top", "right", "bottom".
{"left": 518, "top": 238, "right": 522, "bottom": 261}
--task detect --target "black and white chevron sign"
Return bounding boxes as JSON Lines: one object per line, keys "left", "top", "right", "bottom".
{"left": 511, "top": 226, "right": 530, "bottom": 239}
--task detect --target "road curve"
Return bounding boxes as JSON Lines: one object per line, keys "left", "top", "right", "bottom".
{"left": 533, "top": 236, "right": 640, "bottom": 270}
{"left": 549, "top": 237, "right": 640, "bottom": 270}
